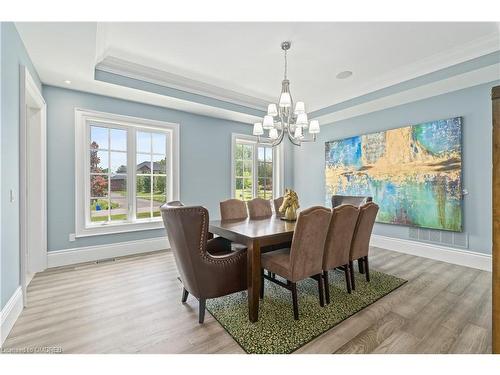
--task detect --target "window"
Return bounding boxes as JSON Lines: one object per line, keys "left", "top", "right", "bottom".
{"left": 257, "top": 146, "right": 273, "bottom": 199}
{"left": 232, "top": 134, "right": 283, "bottom": 201}
{"left": 76, "top": 109, "right": 179, "bottom": 237}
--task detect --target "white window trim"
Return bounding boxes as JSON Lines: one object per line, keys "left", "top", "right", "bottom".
{"left": 231, "top": 133, "right": 284, "bottom": 200}
{"left": 75, "top": 108, "right": 180, "bottom": 237}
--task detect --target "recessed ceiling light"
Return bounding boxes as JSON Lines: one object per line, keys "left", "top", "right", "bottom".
{"left": 64, "top": 80, "right": 72, "bottom": 84}
{"left": 336, "top": 71, "right": 353, "bottom": 79}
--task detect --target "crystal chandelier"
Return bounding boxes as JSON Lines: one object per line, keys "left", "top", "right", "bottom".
{"left": 253, "top": 41, "right": 320, "bottom": 147}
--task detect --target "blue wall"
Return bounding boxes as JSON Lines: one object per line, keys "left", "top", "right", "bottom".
{"left": 1, "top": 22, "right": 42, "bottom": 308}
{"left": 43, "top": 85, "right": 257, "bottom": 252}
{"left": 294, "top": 81, "right": 499, "bottom": 255}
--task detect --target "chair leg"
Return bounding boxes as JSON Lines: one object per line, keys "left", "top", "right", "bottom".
{"left": 291, "top": 282, "right": 299, "bottom": 320}
{"left": 349, "top": 261, "right": 356, "bottom": 291}
{"left": 323, "top": 270, "right": 330, "bottom": 305}
{"left": 181, "top": 287, "right": 189, "bottom": 303}
{"left": 365, "top": 256, "right": 370, "bottom": 282}
{"left": 358, "top": 258, "right": 365, "bottom": 274}
{"left": 199, "top": 298, "right": 206, "bottom": 324}
{"left": 317, "top": 274, "right": 325, "bottom": 307}
{"left": 344, "top": 264, "right": 352, "bottom": 294}
{"left": 260, "top": 269, "right": 264, "bottom": 299}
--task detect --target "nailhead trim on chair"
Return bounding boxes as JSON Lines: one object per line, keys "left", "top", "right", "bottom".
{"left": 165, "top": 206, "right": 246, "bottom": 267}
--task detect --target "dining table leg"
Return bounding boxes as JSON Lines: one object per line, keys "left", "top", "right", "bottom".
{"left": 247, "top": 239, "right": 261, "bottom": 323}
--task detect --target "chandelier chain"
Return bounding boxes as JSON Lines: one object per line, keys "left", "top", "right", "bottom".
{"left": 284, "top": 48, "right": 287, "bottom": 80}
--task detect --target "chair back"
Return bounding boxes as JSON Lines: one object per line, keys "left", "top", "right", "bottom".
{"left": 350, "top": 202, "right": 379, "bottom": 261}
{"left": 323, "top": 204, "right": 359, "bottom": 270}
{"left": 220, "top": 198, "right": 248, "bottom": 221}
{"left": 167, "top": 200, "right": 184, "bottom": 207}
{"left": 273, "top": 196, "right": 284, "bottom": 216}
{"left": 289, "top": 206, "right": 331, "bottom": 280}
{"left": 247, "top": 197, "right": 272, "bottom": 219}
{"left": 160, "top": 202, "right": 211, "bottom": 297}
{"left": 332, "top": 195, "right": 372, "bottom": 208}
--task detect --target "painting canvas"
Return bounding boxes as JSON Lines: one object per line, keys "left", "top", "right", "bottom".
{"left": 325, "top": 117, "right": 463, "bottom": 231}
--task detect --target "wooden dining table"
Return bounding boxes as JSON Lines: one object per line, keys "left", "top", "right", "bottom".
{"left": 209, "top": 216, "right": 296, "bottom": 322}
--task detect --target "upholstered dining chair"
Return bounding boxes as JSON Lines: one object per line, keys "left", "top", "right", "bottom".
{"left": 160, "top": 202, "right": 247, "bottom": 324}
{"left": 249, "top": 197, "right": 287, "bottom": 255}
{"left": 322, "top": 204, "right": 359, "bottom": 303}
{"left": 166, "top": 200, "right": 231, "bottom": 254}
{"left": 260, "top": 206, "right": 332, "bottom": 320}
{"left": 219, "top": 199, "right": 248, "bottom": 251}
{"left": 247, "top": 197, "right": 272, "bottom": 219}
{"left": 273, "top": 196, "right": 284, "bottom": 217}
{"left": 349, "top": 202, "right": 379, "bottom": 290}
{"left": 331, "top": 195, "right": 372, "bottom": 208}
{"left": 220, "top": 198, "right": 248, "bottom": 221}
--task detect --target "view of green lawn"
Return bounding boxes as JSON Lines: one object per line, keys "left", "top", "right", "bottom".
{"left": 236, "top": 188, "right": 273, "bottom": 201}
{"left": 136, "top": 191, "right": 166, "bottom": 203}
{"left": 117, "top": 190, "right": 166, "bottom": 203}
{"left": 90, "top": 199, "right": 119, "bottom": 210}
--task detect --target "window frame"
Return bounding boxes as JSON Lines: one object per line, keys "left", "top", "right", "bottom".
{"left": 75, "top": 108, "right": 180, "bottom": 237}
{"left": 231, "top": 133, "right": 284, "bottom": 201}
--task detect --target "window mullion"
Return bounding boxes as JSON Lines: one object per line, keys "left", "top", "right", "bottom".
{"left": 129, "top": 128, "right": 136, "bottom": 222}
{"left": 107, "top": 129, "right": 111, "bottom": 222}
{"left": 85, "top": 121, "right": 91, "bottom": 226}
{"left": 150, "top": 133, "right": 153, "bottom": 219}
{"left": 252, "top": 143, "right": 259, "bottom": 198}
{"left": 167, "top": 131, "right": 172, "bottom": 202}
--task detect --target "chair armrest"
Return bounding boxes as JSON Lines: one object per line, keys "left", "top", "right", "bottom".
{"left": 205, "top": 246, "right": 247, "bottom": 264}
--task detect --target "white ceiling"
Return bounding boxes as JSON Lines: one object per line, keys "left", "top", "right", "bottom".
{"left": 16, "top": 22, "right": 500, "bottom": 121}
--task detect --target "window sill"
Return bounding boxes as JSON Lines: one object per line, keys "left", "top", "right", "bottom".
{"left": 75, "top": 219, "right": 164, "bottom": 238}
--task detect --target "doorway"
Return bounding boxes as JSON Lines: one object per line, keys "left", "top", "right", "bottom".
{"left": 19, "top": 66, "right": 47, "bottom": 306}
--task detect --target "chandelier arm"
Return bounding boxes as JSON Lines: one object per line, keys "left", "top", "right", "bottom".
{"left": 296, "top": 134, "right": 317, "bottom": 143}
{"left": 287, "top": 129, "right": 302, "bottom": 146}
{"left": 270, "top": 126, "right": 286, "bottom": 147}
{"left": 256, "top": 116, "right": 286, "bottom": 146}
{"left": 256, "top": 136, "right": 275, "bottom": 146}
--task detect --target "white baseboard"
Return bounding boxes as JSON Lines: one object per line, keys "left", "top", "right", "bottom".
{"left": 47, "top": 237, "right": 170, "bottom": 268}
{"left": 370, "top": 234, "right": 492, "bottom": 271}
{"left": 1, "top": 287, "right": 23, "bottom": 347}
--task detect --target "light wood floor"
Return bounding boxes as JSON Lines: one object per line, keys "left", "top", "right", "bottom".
{"left": 3, "top": 247, "right": 492, "bottom": 354}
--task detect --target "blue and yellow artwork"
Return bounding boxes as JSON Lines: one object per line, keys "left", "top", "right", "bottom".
{"left": 325, "top": 117, "right": 463, "bottom": 231}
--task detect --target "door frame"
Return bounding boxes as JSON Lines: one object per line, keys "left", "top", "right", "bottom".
{"left": 493, "top": 85, "right": 499, "bottom": 353}
{"left": 19, "top": 66, "right": 47, "bottom": 307}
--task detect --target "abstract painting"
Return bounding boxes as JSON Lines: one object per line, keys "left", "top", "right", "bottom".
{"left": 325, "top": 117, "right": 463, "bottom": 231}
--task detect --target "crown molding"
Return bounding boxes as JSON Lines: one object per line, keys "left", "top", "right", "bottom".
{"left": 324, "top": 32, "right": 500, "bottom": 112}
{"left": 96, "top": 56, "right": 268, "bottom": 112}
{"left": 314, "top": 62, "right": 500, "bottom": 126}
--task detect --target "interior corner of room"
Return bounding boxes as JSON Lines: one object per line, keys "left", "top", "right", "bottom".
{"left": 1, "top": 20, "right": 499, "bottom": 354}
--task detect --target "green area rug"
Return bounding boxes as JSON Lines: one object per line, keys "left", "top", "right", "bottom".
{"left": 206, "top": 270, "right": 406, "bottom": 354}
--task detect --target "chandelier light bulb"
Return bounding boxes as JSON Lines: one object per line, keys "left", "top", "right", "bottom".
{"left": 269, "top": 128, "right": 279, "bottom": 139}
{"left": 296, "top": 113, "right": 308, "bottom": 126}
{"left": 294, "top": 101, "right": 305, "bottom": 114}
{"left": 267, "top": 104, "right": 278, "bottom": 116}
{"left": 309, "top": 120, "right": 320, "bottom": 134}
{"left": 253, "top": 122, "right": 264, "bottom": 136}
{"left": 262, "top": 115, "right": 274, "bottom": 130}
{"left": 279, "top": 92, "right": 291, "bottom": 108}
{"left": 294, "top": 126, "right": 303, "bottom": 139}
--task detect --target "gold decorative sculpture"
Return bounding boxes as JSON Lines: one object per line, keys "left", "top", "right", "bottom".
{"left": 279, "top": 189, "right": 300, "bottom": 221}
